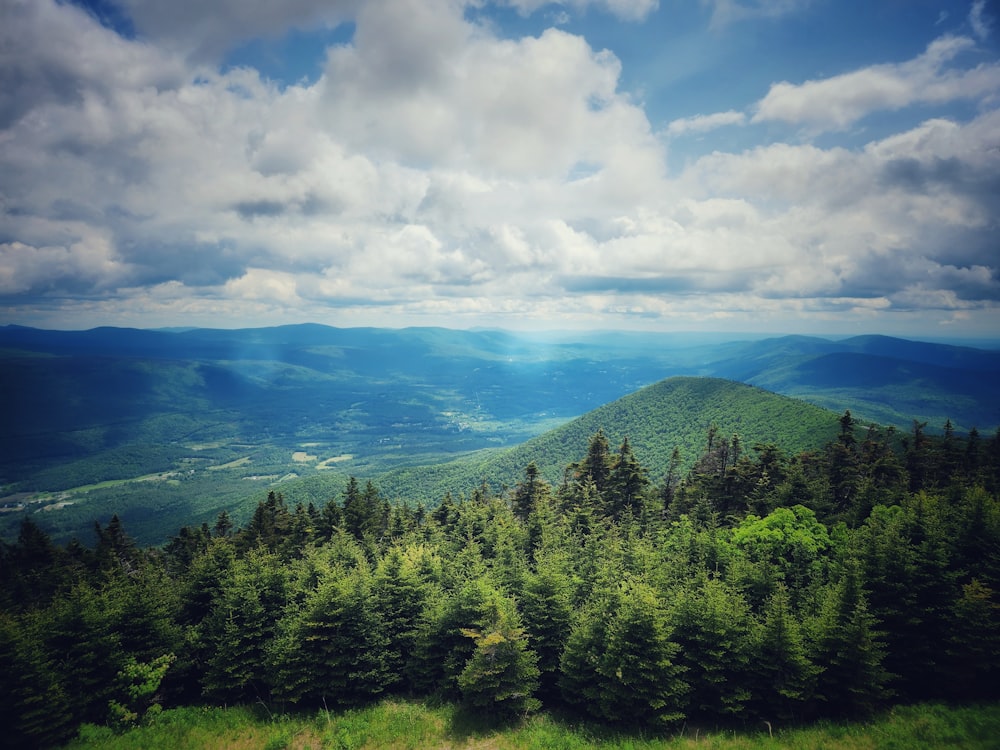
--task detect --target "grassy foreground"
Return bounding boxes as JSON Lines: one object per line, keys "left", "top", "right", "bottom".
{"left": 61, "top": 700, "right": 1000, "bottom": 750}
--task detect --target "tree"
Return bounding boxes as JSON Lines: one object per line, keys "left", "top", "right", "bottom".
{"left": 271, "top": 565, "right": 390, "bottom": 708}
{"left": 202, "top": 550, "right": 288, "bottom": 703}
{"left": 520, "top": 553, "right": 573, "bottom": 701}
{"left": 747, "top": 584, "right": 817, "bottom": 723}
{"left": 371, "top": 546, "right": 430, "bottom": 693}
{"left": 670, "top": 577, "right": 753, "bottom": 721}
{"left": 595, "top": 580, "right": 688, "bottom": 726}
{"left": 512, "top": 462, "right": 550, "bottom": 523}
{"left": 608, "top": 437, "right": 649, "bottom": 521}
{"left": 945, "top": 579, "right": 1000, "bottom": 700}
{"left": 457, "top": 594, "right": 540, "bottom": 717}
{"left": 809, "top": 563, "right": 887, "bottom": 717}
{"left": 576, "top": 429, "right": 613, "bottom": 501}
{"left": 0, "top": 612, "right": 75, "bottom": 748}
{"left": 561, "top": 578, "right": 687, "bottom": 726}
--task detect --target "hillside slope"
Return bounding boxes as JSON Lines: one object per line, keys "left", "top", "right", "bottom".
{"left": 376, "top": 376, "right": 843, "bottom": 502}
{"left": 705, "top": 335, "right": 1000, "bottom": 431}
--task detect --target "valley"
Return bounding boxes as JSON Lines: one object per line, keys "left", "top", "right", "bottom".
{"left": 1, "top": 324, "right": 998, "bottom": 545}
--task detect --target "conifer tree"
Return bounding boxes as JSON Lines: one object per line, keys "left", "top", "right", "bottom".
{"left": 457, "top": 594, "right": 540, "bottom": 717}
{"left": 809, "top": 562, "right": 887, "bottom": 717}
{"left": 670, "top": 577, "right": 753, "bottom": 720}
{"left": 0, "top": 612, "right": 75, "bottom": 749}
{"left": 608, "top": 437, "right": 649, "bottom": 521}
{"left": 202, "top": 550, "right": 288, "bottom": 702}
{"left": 595, "top": 579, "right": 688, "bottom": 726}
{"left": 371, "top": 546, "right": 430, "bottom": 692}
{"left": 748, "top": 583, "right": 817, "bottom": 723}
{"left": 271, "top": 565, "right": 390, "bottom": 708}
{"left": 520, "top": 552, "right": 573, "bottom": 701}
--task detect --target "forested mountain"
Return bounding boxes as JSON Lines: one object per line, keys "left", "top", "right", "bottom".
{"left": 376, "top": 377, "right": 843, "bottom": 504}
{"left": 1, "top": 324, "right": 997, "bottom": 546}
{"left": 2, "top": 412, "right": 998, "bottom": 748}
{"left": 704, "top": 334, "right": 1000, "bottom": 431}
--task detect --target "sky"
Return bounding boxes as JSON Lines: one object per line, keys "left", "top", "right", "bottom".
{"left": 1, "top": 0, "right": 999, "bottom": 338}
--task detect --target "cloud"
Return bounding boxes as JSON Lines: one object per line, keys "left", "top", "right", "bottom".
{"left": 113, "top": 0, "right": 361, "bottom": 60}
{"left": 500, "top": 0, "right": 659, "bottom": 22}
{"left": 665, "top": 110, "right": 746, "bottom": 137}
{"left": 1, "top": 0, "right": 998, "bottom": 335}
{"left": 702, "top": 0, "right": 813, "bottom": 28}
{"left": 970, "top": 0, "right": 992, "bottom": 40}
{"left": 753, "top": 34, "right": 1000, "bottom": 131}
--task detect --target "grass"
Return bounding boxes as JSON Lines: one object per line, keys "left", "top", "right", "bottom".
{"left": 60, "top": 700, "right": 1000, "bottom": 750}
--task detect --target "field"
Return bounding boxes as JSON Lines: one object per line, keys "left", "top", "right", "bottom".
{"left": 62, "top": 700, "right": 1000, "bottom": 750}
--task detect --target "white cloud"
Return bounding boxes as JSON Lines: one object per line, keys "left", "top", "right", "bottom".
{"left": 970, "top": 0, "right": 992, "bottom": 40}
{"left": 500, "top": 0, "right": 658, "bottom": 22}
{"left": 116, "top": 0, "right": 360, "bottom": 60}
{"left": 665, "top": 109, "right": 746, "bottom": 137}
{"left": 753, "top": 35, "right": 1000, "bottom": 131}
{"left": 702, "top": 0, "right": 813, "bottom": 29}
{"left": 1, "top": 0, "right": 998, "bottom": 336}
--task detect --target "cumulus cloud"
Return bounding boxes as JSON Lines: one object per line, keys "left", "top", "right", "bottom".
{"left": 1, "top": 0, "right": 998, "bottom": 334}
{"left": 112, "top": 0, "right": 360, "bottom": 60}
{"left": 753, "top": 34, "right": 1000, "bottom": 131}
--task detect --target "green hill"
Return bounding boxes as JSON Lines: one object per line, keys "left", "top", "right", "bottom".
{"left": 376, "top": 376, "right": 843, "bottom": 503}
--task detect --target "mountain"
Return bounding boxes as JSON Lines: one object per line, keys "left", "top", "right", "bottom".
{"left": 703, "top": 335, "right": 1000, "bottom": 432}
{"left": 1, "top": 323, "right": 996, "bottom": 545}
{"left": 375, "top": 376, "right": 843, "bottom": 504}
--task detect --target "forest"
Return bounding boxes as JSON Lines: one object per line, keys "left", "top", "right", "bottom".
{"left": 2, "top": 412, "right": 999, "bottom": 748}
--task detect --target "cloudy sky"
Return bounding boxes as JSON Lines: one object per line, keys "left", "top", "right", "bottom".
{"left": 1, "top": 0, "right": 998, "bottom": 337}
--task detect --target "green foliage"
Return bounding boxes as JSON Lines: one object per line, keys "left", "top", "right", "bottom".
{"left": 107, "top": 653, "right": 175, "bottom": 731}
{"left": 457, "top": 594, "right": 540, "bottom": 717}
{"left": 4, "top": 408, "right": 1000, "bottom": 745}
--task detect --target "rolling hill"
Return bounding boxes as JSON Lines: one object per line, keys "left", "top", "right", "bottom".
{"left": 1, "top": 323, "right": 996, "bottom": 544}
{"left": 374, "top": 376, "right": 844, "bottom": 504}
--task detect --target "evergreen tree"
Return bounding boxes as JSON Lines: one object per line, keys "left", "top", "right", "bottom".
{"left": 747, "top": 584, "right": 817, "bottom": 723}
{"left": 809, "top": 562, "right": 887, "bottom": 717}
{"left": 512, "top": 462, "right": 549, "bottom": 523}
{"left": 202, "top": 550, "right": 288, "bottom": 703}
{"left": 576, "top": 429, "right": 613, "bottom": 501}
{"left": 457, "top": 594, "right": 540, "bottom": 717}
{"left": 371, "top": 546, "right": 430, "bottom": 693}
{"left": 670, "top": 577, "right": 753, "bottom": 721}
{"left": 520, "top": 553, "right": 573, "bottom": 702}
{"left": 0, "top": 612, "right": 76, "bottom": 749}
{"left": 608, "top": 437, "right": 649, "bottom": 521}
{"left": 595, "top": 579, "right": 688, "bottom": 726}
{"left": 271, "top": 565, "right": 390, "bottom": 708}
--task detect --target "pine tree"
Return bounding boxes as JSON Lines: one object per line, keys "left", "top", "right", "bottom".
{"left": 520, "top": 553, "right": 573, "bottom": 702}
{"left": 371, "top": 546, "right": 430, "bottom": 693}
{"left": 457, "top": 594, "right": 540, "bottom": 717}
{"left": 202, "top": 550, "right": 288, "bottom": 702}
{"left": 512, "top": 462, "right": 549, "bottom": 523}
{"left": 608, "top": 437, "right": 649, "bottom": 521}
{"left": 747, "top": 584, "right": 817, "bottom": 723}
{"left": 595, "top": 580, "right": 688, "bottom": 726}
{"left": 577, "top": 429, "right": 613, "bottom": 502}
{"left": 0, "top": 612, "right": 76, "bottom": 749}
{"left": 670, "top": 577, "right": 753, "bottom": 721}
{"left": 809, "top": 563, "right": 887, "bottom": 717}
{"left": 271, "top": 565, "right": 390, "bottom": 708}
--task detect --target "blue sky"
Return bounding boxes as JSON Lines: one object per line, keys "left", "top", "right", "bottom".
{"left": 1, "top": 0, "right": 998, "bottom": 338}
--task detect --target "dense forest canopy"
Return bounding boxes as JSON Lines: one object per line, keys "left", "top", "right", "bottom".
{"left": 2, "top": 412, "right": 999, "bottom": 748}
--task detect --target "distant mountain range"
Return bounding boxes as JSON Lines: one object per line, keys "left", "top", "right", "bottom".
{"left": 1, "top": 324, "right": 996, "bottom": 544}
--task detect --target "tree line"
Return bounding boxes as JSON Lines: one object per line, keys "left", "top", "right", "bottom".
{"left": 2, "top": 414, "right": 999, "bottom": 747}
